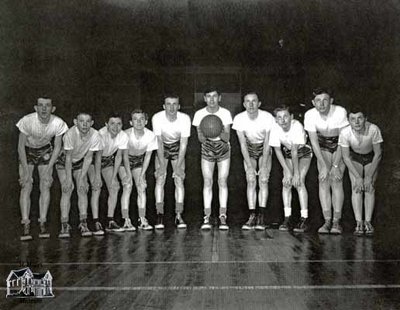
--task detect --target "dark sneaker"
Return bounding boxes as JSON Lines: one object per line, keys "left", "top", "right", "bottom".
{"left": 330, "top": 220, "right": 342, "bottom": 235}
{"left": 364, "top": 221, "right": 374, "bottom": 236}
{"left": 293, "top": 217, "right": 309, "bottom": 233}
{"left": 138, "top": 217, "right": 153, "bottom": 230}
{"left": 201, "top": 216, "right": 212, "bottom": 230}
{"left": 318, "top": 220, "right": 332, "bottom": 234}
{"left": 255, "top": 213, "right": 266, "bottom": 231}
{"left": 175, "top": 213, "right": 187, "bottom": 229}
{"left": 93, "top": 221, "right": 105, "bottom": 236}
{"left": 123, "top": 218, "right": 136, "bottom": 232}
{"left": 154, "top": 214, "right": 165, "bottom": 230}
{"left": 106, "top": 220, "right": 125, "bottom": 232}
{"left": 219, "top": 214, "right": 229, "bottom": 230}
{"left": 79, "top": 222, "right": 93, "bottom": 237}
{"left": 353, "top": 221, "right": 364, "bottom": 236}
{"left": 38, "top": 222, "right": 50, "bottom": 239}
{"left": 242, "top": 213, "right": 256, "bottom": 230}
{"left": 20, "top": 223, "right": 33, "bottom": 241}
{"left": 58, "top": 223, "right": 71, "bottom": 239}
{"left": 279, "top": 217, "right": 291, "bottom": 231}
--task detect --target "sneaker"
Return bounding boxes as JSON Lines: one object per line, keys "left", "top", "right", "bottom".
{"left": 138, "top": 217, "right": 153, "bottom": 231}
{"left": 154, "top": 214, "right": 165, "bottom": 230}
{"left": 58, "top": 223, "right": 71, "bottom": 239}
{"left": 219, "top": 214, "right": 229, "bottom": 230}
{"left": 201, "top": 215, "right": 212, "bottom": 230}
{"left": 242, "top": 212, "right": 256, "bottom": 230}
{"left": 175, "top": 213, "right": 187, "bottom": 229}
{"left": 20, "top": 223, "right": 33, "bottom": 241}
{"left": 353, "top": 221, "right": 364, "bottom": 236}
{"left": 330, "top": 220, "right": 342, "bottom": 235}
{"left": 79, "top": 221, "right": 93, "bottom": 237}
{"left": 123, "top": 218, "right": 136, "bottom": 232}
{"left": 318, "top": 220, "right": 332, "bottom": 234}
{"left": 38, "top": 223, "right": 50, "bottom": 239}
{"left": 93, "top": 221, "right": 105, "bottom": 236}
{"left": 106, "top": 220, "right": 125, "bottom": 232}
{"left": 364, "top": 221, "right": 374, "bottom": 236}
{"left": 279, "top": 217, "right": 290, "bottom": 231}
{"left": 293, "top": 217, "right": 309, "bottom": 233}
{"left": 255, "top": 213, "right": 266, "bottom": 231}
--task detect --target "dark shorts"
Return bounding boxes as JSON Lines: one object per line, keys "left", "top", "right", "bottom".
{"left": 129, "top": 154, "right": 145, "bottom": 169}
{"left": 201, "top": 139, "right": 230, "bottom": 163}
{"left": 282, "top": 144, "right": 313, "bottom": 160}
{"left": 246, "top": 140, "right": 264, "bottom": 160}
{"left": 350, "top": 149, "right": 374, "bottom": 166}
{"left": 24, "top": 144, "right": 53, "bottom": 166}
{"left": 56, "top": 152, "right": 85, "bottom": 171}
{"left": 101, "top": 152, "right": 116, "bottom": 169}
{"left": 164, "top": 141, "right": 180, "bottom": 161}
{"left": 317, "top": 132, "right": 339, "bottom": 153}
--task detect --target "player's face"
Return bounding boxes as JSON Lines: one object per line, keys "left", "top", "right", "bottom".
{"left": 348, "top": 112, "right": 366, "bottom": 132}
{"left": 164, "top": 98, "right": 180, "bottom": 116}
{"left": 312, "top": 93, "right": 333, "bottom": 115}
{"left": 131, "top": 113, "right": 147, "bottom": 130}
{"left": 107, "top": 117, "right": 123, "bottom": 136}
{"left": 75, "top": 114, "right": 93, "bottom": 134}
{"left": 243, "top": 94, "right": 261, "bottom": 114}
{"left": 275, "top": 110, "right": 292, "bottom": 131}
{"left": 204, "top": 91, "right": 221, "bottom": 109}
{"left": 34, "top": 99, "right": 54, "bottom": 121}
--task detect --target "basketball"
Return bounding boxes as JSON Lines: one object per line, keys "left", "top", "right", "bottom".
{"left": 199, "top": 114, "right": 223, "bottom": 139}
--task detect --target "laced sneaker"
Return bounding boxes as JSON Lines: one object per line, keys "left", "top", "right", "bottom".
{"left": 219, "top": 214, "right": 229, "bottom": 230}
{"left": 154, "top": 214, "right": 165, "bottom": 230}
{"left": 364, "top": 221, "right": 374, "bottom": 236}
{"left": 93, "top": 221, "right": 105, "bottom": 236}
{"left": 242, "top": 212, "right": 256, "bottom": 230}
{"left": 38, "top": 222, "right": 50, "bottom": 239}
{"left": 201, "top": 215, "right": 212, "bottom": 230}
{"left": 279, "top": 217, "right": 291, "bottom": 231}
{"left": 175, "top": 213, "right": 187, "bottom": 229}
{"left": 293, "top": 217, "right": 309, "bottom": 233}
{"left": 318, "top": 220, "right": 332, "bottom": 234}
{"left": 20, "top": 223, "right": 33, "bottom": 241}
{"left": 138, "top": 217, "right": 153, "bottom": 231}
{"left": 123, "top": 218, "right": 136, "bottom": 232}
{"left": 79, "top": 221, "right": 93, "bottom": 237}
{"left": 255, "top": 213, "right": 266, "bottom": 231}
{"left": 106, "top": 220, "right": 125, "bottom": 232}
{"left": 58, "top": 222, "right": 71, "bottom": 239}
{"left": 330, "top": 220, "right": 342, "bottom": 235}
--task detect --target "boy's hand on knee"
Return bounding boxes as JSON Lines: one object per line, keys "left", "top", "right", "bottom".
{"left": 363, "top": 176, "right": 373, "bottom": 192}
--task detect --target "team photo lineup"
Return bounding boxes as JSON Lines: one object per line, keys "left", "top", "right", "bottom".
{"left": 16, "top": 87, "right": 383, "bottom": 241}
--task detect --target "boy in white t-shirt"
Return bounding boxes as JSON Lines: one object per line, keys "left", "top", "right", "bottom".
{"left": 339, "top": 107, "right": 383, "bottom": 236}
{"left": 232, "top": 93, "right": 274, "bottom": 230}
{"left": 152, "top": 95, "right": 191, "bottom": 229}
{"left": 192, "top": 88, "right": 233, "bottom": 230}
{"left": 119, "top": 109, "right": 158, "bottom": 230}
{"left": 16, "top": 97, "right": 68, "bottom": 240}
{"left": 269, "top": 106, "right": 313, "bottom": 232}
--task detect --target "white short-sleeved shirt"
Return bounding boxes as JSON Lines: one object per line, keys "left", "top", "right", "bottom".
{"left": 338, "top": 122, "right": 383, "bottom": 154}
{"left": 152, "top": 111, "right": 191, "bottom": 144}
{"left": 98, "top": 126, "right": 129, "bottom": 157}
{"left": 304, "top": 104, "right": 349, "bottom": 134}
{"left": 192, "top": 106, "right": 233, "bottom": 127}
{"left": 269, "top": 120, "right": 307, "bottom": 150}
{"left": 232, "top": 110, "right": 275, "bottom": 144}
{"left": 16, "top": 113, "right": 68, "bottom": 148}
{"left": 125, "top": 127, "right": 158, "bottom": 156}
{"left": 63, "top": 126, "right": 102, "bottom": 163}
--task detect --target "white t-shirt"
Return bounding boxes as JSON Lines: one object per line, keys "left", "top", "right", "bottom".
{"left": 338, "top": 122, "right": 383, "bottom": 154}
{"left": 232, "top": 110, "right": 275, "bottom": 144}
{"left": 125, "top": 127, "right": 158, "bottom": 156}
{"left": 98, "top": 126, "right": 129, "bottom": 157}
{"left": 304, "top": 104, "right": 349, "bottom": 134}
{"left": 16, "top": 113, "right": 68, "bottom": 148}
{"left": 63, "top": 126, "right": 102, "bottom": 163}
{"left": 269, "top": 119, "right": 307, "bottom": 150}
{"left": 192, "top": 106, "right": 233, "bottom": 127}
{"left": 151, "top": 111, "right": 191, "bottom": 144}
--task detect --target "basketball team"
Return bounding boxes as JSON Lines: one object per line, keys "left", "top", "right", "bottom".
{"left": 16, "top": 87, "right": 383, "bottom": 240}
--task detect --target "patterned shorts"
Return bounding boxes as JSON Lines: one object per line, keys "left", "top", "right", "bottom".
{"left": 282, "top": 144, "right": 313, "bottom": 159}
{"left": 164, "top": 141, "right": 180, "bottom": 161}
{"left": 129, "top": 153, "right": 145, "bottom": 169}
{"left": 201, "top": 139, "right": 230, "bottom": 163}
{"left": 25, "top": 144, "right": 53, "bottom": 166}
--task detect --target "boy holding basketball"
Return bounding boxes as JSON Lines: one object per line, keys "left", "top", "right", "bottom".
{"left": 192, "top": 88, "right": 233, "bottom": 230}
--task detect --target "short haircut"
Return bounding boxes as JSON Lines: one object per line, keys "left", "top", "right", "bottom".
{"left": 37, "top": 97, "right": 52, "bottom": 103}
{"left": 243, "top": 92, "right": 259, "bottom": 101}
{"left": 163, "top": 93, "right": 180, "bottom": 101}
{"left": 107, "top": 112, "right": 122, "bottom": 122}
{"left": 273, "top": 105, "right": 291, "bottom": 117}
{"left": 312, "top": 87, "right": 334, "bottom": 98}
{"left": 203, "top": 88, "right": 220, "bottom": 96}
{"left": 131, "top": 108, "right": 148, "bottom": 121}
{"left": 348, "top": 104, "right": 366, "bottom": 117}
{"left": 76, "top": 112, "right": 92, "bottom": 120}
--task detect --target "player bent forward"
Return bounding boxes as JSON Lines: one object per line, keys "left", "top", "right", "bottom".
{"left": 16, "top": 97, "right": 68, "bottom": 240}
{"left": 338, "top": 107, "right": 383, "bottom": 236}
{"left": 270, "top": 106, "right": 313, "bottom": 232}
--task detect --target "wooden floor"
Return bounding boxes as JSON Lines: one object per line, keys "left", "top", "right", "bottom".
{"left": 1, "top": 225, "right": 400, "bottom": 310}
